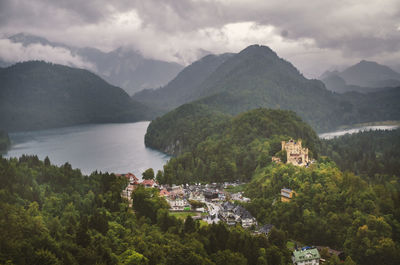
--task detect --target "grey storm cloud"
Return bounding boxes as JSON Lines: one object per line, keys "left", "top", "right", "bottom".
{"left": 0, "top": 39, "right": 96, "bottom": 70}
{"left": 130, "top": 0, "right": 400, "bottom": 56}
{"left": 1, "top": 0, "right": 400, "bottom": 76}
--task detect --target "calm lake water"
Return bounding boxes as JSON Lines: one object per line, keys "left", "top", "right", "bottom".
{"left": 4, "top": 122, "right": 398, "bottom": 176}
{"left": 4, "top": 121, "right": 170, "bottom": 177}
{"left": 319, "top": 125, "right": 399, "bottom": 139}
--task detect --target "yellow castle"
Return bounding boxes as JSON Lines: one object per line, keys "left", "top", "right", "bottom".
{"left": 281, "top": 139, "right": 310, "bottom": 167}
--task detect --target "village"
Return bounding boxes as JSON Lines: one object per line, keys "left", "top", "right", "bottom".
{"left": 118, "top": 139, "right": 335, "bottom": 264}
{"left": 120, "top": 172, "right": 261, "bottom": 230}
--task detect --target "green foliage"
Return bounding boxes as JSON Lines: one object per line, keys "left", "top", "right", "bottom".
{"left": 142, "top": 168, "right": 155, "bottom": 180}
{"left": 145, "top": 103, "right": 230, "bottom": 156}
{"left": 0, "top": 155, "right": 290, "bottom": 265}
{"left": 0, "top": 61, "right": 156, "bottom": 132}
{"left": 131, "top": 185, "right": 169, "bottom": 224}
{"left": 149, "top": 106, "right": 320, "bottom": 184}
{"left": 183, "top": 215, "right": 196, "bottom": 234}
{"left": 321, "top": 129, "right": 400, "bottom": 178}
{"left": 136, "top": 45, "right": 400, "bottom": 133}
{"left": 119, "top": 249, "right": 149, "bottom": 265}
{"left": 189, "top": 200, "right": 206, "bottom": 209}
{"left": 211, "top": 250, "right": 247, "bottom": 265}
{"left": 275, "top": 150, "right": 287, "bottom": 163}
{"left": 244, "top": 162, "right": 400, "bottom": 265}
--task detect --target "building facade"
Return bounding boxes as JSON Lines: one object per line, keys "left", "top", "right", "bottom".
{"left": 282, "top": 139, "right": 310, "bottom": 167}
{"left": 292, "top": 248, "right": 320, "bottom": 265}
{"left": 281, "top": 188, "right": 295, "bottom": 202}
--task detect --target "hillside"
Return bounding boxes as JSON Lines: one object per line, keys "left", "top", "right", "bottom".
{"left": 343, "top": 88, "right": 400, "bottom": 124}
{"left": 0, "top": 61, "right": 156, "bottom": 132}
{"left": 341, "top": 60, "right": 400, "bottom": 87}
{"left": 321, "top": 128, "right": 400, "bottom": 177}
{"left": 135, "top": 45, "right": 400, "bottom": 132}
{"left": 244, "top": 161, "right": 400, "bottom": 265}
{"left": 145, "top": 103, "right": 231, "bottom": 155}
{"left": 5, "top": 33, "right": 184, "bottom": 95}
{"left": 0, "top": 155, "right": 292, "bottom": 265}
{"left": 148, "top": 106, "right": 320, "bottom": 183}
{"left": 133, "top": 53, "right": 234, "bottom": 110}
{"left": 321, "top": 60, "right": 400, "bottom": 93}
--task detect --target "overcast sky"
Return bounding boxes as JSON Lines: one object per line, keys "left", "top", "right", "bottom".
{"left": 1, "top": 0, "right": 400, "bottom": 77}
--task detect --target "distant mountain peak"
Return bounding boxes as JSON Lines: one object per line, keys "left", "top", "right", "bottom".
{"left": 321, "top": 59, "right": 400, "bottom": 91}
{"left": 358, "top": 59, "right": 377, "bottom": 64}
{"left": 239, "top": 44, "right": 277, "bottom": 57}
{"left": 352, "top": 60, "right": 390, "bottom": 70}
{"left": 5, "top": 32, "right": 183, "bottom": 95}
{"left": 9, "top": 32, "right": 57, "bottom": 47}
{"left": 320, "top": 70, "right": 340, "bottom": 80}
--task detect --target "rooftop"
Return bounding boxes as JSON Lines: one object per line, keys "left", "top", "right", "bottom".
{"left": 293, "top": 248, "right": 320, "bottom": 262}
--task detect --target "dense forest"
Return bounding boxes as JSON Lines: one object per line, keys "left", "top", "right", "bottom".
{"left": 0, "top": 155, "right": 291, "bottom": 265}
{"left": 320, "top": 129, "right": 400, "bottom": 178}
{"left": 0, "top": 61, "right": 157, "bottom": 132}
{"left": 244, "top": 162, "right": 400, "bottom": 265}
{"left": 0, "top": 131, "right": 10, "bottom": 153}
{"left": 136, "top": 45, "right": 400, "bottom": 132}
{"left": 133, "top": 53, "right": 234, "bottom": 110}
{"left": 147, "top": 104, "right": 400, "bottom": 265}
{"left": 149, "top": 106, "right": 320, "bottom": 184}
{"left": 145, "top": 103, "right": 231, "bottom": 156}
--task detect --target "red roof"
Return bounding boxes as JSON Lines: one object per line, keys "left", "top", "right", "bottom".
{"left": 141, "top": 179, "right": 157, "bottom": 186}
{"left": 124, "top": 173, "right": 139, "bottom": 182}
{"left": 159, "top": 189, "right": 170, "bottom": 196}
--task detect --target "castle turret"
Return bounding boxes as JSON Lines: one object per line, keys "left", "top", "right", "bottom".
{"left": 281, "top": 139, "right": 310, "bottom": 167}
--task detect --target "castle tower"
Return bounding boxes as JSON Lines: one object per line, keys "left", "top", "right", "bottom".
{"left": 281, "top": 139, "right": 310, "bottom": 167}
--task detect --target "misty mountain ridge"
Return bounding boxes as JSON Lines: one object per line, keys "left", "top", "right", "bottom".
{"left": 321, "top": 60, "right": 400, "bottom": 93}
{"left": 133, "top": 52, "right": 234, "bottom": 110}
{"left": 3, "top": 33, "right": 184, "bottom": 95}
{"left": 136, "top": 44, "right": 400, "bottom": 132}
{"left": 0, "top": 61, "right": 157, "bottom": 132}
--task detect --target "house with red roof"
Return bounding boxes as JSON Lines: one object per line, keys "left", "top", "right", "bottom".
{"left": 124, "top": 173, "right": 139, "bottom": 185}
{"left": 141, "top": 179, "right": 158, "bottom": 188}
{"left": 159, "top": 188, "right": 170, "bottom": 197}
{"left": 119, "top": 172, "right": 139, "bottom": 200}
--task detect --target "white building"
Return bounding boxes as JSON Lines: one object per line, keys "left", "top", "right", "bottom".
{"left": 292, "top": 248, "right": 320, "bottom": 265}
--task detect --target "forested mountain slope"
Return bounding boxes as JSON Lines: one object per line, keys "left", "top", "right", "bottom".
{"left": 0, "top": 155, "right": 291, "bottom": 265}
{"left": 0, "top": 61, "right": 156, "bottom": 132}
{"left": 136, "top": 45, "right": 400, "bottom": 132}
{"left": 148, "top": 106, "right": 320, "bottom": 183}
{"left": 132, "top": 53, "right": 234, "bottom": 110}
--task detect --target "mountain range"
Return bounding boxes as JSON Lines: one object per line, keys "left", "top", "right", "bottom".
{"left": 133, "top": 53, "right": 234, "bottom": 110}
{"left": 2, "top": 33, "right": 184, "bottom": 95}
{"left": 1, "top": 42, "right": 399, "bottom": 133}
{"left": 320, "top": 60, "right": 400, "bottom": 93}
{"left": 137, "top": 45, "right": 400, "bottom": 132}
{"left": 0, "top": 61, "right": 157, "bottom": 132}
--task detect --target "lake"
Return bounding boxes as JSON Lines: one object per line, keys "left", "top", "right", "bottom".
{"left": 4, "top": 121, "right": 170, "bottom": 177}
{"left": 5, "top": 122, "right": 398, "bottom": 176}
{"left": 319, "top": 125, "right": 399, "bottom": 139}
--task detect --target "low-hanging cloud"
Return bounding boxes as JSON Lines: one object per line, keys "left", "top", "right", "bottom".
{"left": 1, "top": 0, "right": 400, "bottom": 76}
{"left": 0, "top": 39, "right": 96, "bottom": 70}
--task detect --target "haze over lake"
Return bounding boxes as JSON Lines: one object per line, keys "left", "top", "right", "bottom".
{"left": 4, "top": 121, "right": 170, "bottom": 177}
{"left": 318, "top": 125, "right": 399, "bottom": 139}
